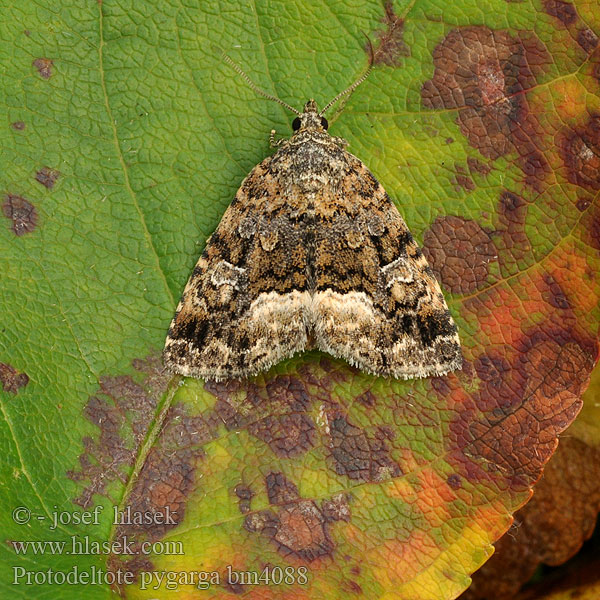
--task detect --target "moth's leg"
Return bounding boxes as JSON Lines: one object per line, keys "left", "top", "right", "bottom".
{"left": 269, "top": 129, "right": 286, "bottom": 148}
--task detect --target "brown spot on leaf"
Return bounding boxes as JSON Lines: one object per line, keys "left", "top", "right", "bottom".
{"left": 543, "top": 0, "right": 599, "bottom": 54}
{"left": 577, "top": 28, "right": 599, "bottom": 53}
{"left": 271, "top": 502, "right": 333, "bottom": 561}
{"left": 327, "top": 412, "right": 401, "bottom": 482}
{"left": 559, "top": 115, "right": 600, "bottom": 191}
{"left": 209, "top": 375, "right": 316, "bottom": 457}
{"left": 499, "top": 189, "right": 526, "bottom": 215}
{"left": 32, "top": 58, "right": 53, "bottom": 79}
{"left": 108, "top": 556, "right": 153, "bottom": 596}
{"left": 447, "top": 474, "right": 462, "bottom": 490}
{"left": 321, "top": 492, "right": 351, "bottom": 522}
{"left": 378, "top": 424, "right": 396, "bottom": 440}
{"left": 35, "top": 167, "right": 60, "bottom": 189}
{"left": 234, "top": 484, "right": 253, "bottom": 499}
{"left": 542, "top": 273, "right": 571, "bottom": 309}
{"left": 249, "top": 413, "right": 316, "bottom": 458}
{"left": 120, "top": 403, "right": 206, "bottom": 539}
{"left": 422, "top": 27, "right": 551, "bottom": 190}
{"left": 356, "top": 389, "right": 376, "bottom": 407}
{"left": 576, "top": 196, "right": 592, "bottom": 211}
{"left": 244, "top": 473, "right": 350, "bottom": 562}
{"left": 244, "top": 510, "right": 279, "bottom": 536}
{"left": 245, "top": 474, "right": 335, "bottom": 561}
{"left": 455, "top": 173, "right": 476, "bottom": 192}
{"left": 372, "top": 1, "right": 410, "bottom": 66}
{"left": 2, "top": 195, "right": 37, "bottom": 236}
{"left": 11, "top": 121, "right": 25, "bottom": 131}
{"left": 234, "top": 483, "right": 254, "bottom": 514}
{"left": 467, "top": 157, "right": 492, "bottom": 176}
{"left": 422, "top": 215, "right": 497, "bottom": 294}
{"left": 70, "top": 355, "right": 212, "bottom": 581}
{"left": 266, "top": 472, "right": 300, "bottom": 504}
{"left": 207, "top": 379, "right": 262, "bottom": 429}
{"left": 67, "top": 355, "right": 170, "bottom": 508}
{"left": 0, "top": 363, "right": 29, "bottom": 394}
{"left": 543, "top": 0, "right": 577, "bottom": 26}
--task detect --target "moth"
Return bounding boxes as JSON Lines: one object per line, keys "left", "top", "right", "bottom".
{"left": 163, "top": 53, "right": 462, "bottom": 381}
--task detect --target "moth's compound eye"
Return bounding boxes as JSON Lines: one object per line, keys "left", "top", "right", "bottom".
{"left": 292, "top": 117, "right": 301, "bottom": 131}
{"left": 320, "top": 117, "right": 328, "bottom": 130}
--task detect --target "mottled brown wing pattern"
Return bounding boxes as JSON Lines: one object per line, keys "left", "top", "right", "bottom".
{"left": 163, "top": 159, "right": 313, "bottom": 380}
{"left": 311, "top": 153, "right": 462, "bottom": 379}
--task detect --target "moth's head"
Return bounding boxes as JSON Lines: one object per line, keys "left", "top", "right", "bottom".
{"left": 291, "top": 99, "right": 329, "bottom": 133}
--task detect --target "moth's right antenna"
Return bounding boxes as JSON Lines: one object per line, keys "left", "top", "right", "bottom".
{"left": 218, "top": 49, "right": 302, "bottom": 117}
{"left": 319, "top": 34, "right": 375, "bottom": 116}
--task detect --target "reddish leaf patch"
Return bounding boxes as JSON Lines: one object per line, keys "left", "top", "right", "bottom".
{"left": 558, "top": 115, "right": 600, "bottom": 192}
{"left": 421, "top": 26, "right": 552, "bottom": 190}
{"left": 452, "top": 326, "right": 595, "bottom": 489}
{"left": 422, "top": 215, "right": 497, "bottom": 294}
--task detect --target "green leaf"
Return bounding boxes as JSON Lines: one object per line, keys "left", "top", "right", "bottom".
{"left": 1, "top": 1, "right": 599, "bottom": 599}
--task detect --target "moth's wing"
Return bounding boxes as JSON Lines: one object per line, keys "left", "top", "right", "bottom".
{"left": 311, "top": 154, "right": 462, "bottom": 379}
{"left": 163, "top": 158, "right": 310, "bottom": 380}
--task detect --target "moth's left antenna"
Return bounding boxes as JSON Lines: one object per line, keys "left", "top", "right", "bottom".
{"left": 217, "top": 48, "right": 302, "bottom": 116}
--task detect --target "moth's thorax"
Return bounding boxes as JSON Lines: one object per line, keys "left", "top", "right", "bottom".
{"left": 274, "top": 134, "right": 347, "bottom": 196}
